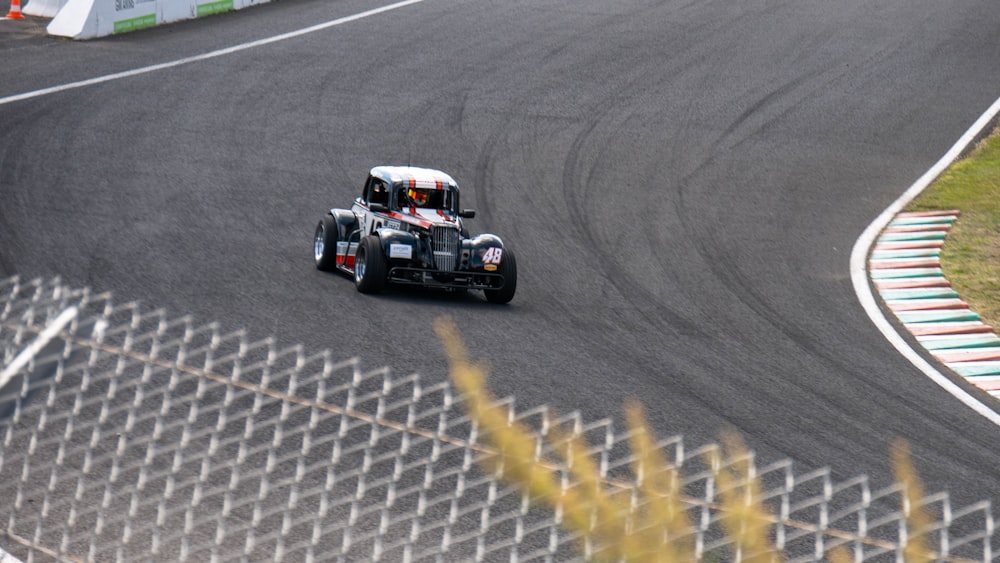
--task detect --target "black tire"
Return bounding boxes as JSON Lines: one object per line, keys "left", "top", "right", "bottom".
{"left": 354, "top": 235, "right": 388, "bottom": 293}
{"left": 314, "top": 215, "right": 339, "bottom": 272}
{"left": 484, "top": 247, "right": 516, "bottom": 304}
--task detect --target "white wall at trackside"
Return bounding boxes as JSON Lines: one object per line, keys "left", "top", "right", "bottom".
{"left": 23, "top": 0, "right": 269, "bottom": 39}
{"left": 21, "top": 0, "right": 63, "bottom": 18}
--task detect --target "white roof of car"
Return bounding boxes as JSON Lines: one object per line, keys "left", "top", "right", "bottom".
{"left": 370, "top": 166, "right": 458, "bottom": 189}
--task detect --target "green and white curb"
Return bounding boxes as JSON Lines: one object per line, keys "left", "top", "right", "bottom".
{"left": 871, "top": 210, "right": 1000, "bottom": 398}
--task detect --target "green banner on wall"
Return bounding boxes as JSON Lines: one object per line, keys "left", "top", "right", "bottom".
{"left": 197, "top": 0, "right": 233, "bottom": 16}
{"left": 113, "top": 13, "right": 156, "bottom": 33}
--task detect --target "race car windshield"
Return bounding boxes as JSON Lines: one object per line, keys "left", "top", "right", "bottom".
{"left": 404, "top": 188, "right": 455, "bottom": 211}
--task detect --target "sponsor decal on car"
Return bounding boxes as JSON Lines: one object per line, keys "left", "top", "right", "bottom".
{"left": 389, "top": 244, "right": 413, "bottom": 259}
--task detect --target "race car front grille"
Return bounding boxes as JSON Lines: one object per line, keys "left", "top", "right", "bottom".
{"left": 431, "top": 225, "right": 460, "bottom": 271}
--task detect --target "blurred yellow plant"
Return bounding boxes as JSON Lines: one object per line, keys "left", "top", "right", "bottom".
{"left": 891, "top": 439, "right": 933, "bottom": 563}
{"left": 435, "top": 317, "right": 931, "bottom": 562}
{"left": 703, "top": 431, "right": 780, "bottom": 562}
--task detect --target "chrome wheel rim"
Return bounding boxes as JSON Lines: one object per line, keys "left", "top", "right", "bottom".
{"left": 314, "top": 225, "right": 324, "bottom": 263}
{"left": 355, "top": 247, "right": 366, "bottom": 282}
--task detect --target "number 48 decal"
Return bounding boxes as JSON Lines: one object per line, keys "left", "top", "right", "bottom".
{"left": 482, "top": 247, "right": 503, "bottom": 264}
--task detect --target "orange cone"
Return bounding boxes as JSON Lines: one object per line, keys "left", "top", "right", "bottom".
{"left": 6, "top": 0, "right": 24, "bottom": 19}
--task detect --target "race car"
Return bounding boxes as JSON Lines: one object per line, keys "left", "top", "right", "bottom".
{"left": 313, "top": 166, "right": 517, "bottom": 303}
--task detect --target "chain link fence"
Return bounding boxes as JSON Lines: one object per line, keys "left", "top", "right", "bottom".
{"left": 0, "top": 275, "right": 996, "bottom": 561}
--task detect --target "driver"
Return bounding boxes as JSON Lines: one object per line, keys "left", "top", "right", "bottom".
{"left": 406, "top": 187, "right": 432, "bottom": 207}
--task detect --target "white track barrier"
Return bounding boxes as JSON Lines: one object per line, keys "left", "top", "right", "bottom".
{"left": 43, "top": 0, "right": 269, "bottom": 39}
{"left": 21, "top": 0, "right": 64, "bottom": 19}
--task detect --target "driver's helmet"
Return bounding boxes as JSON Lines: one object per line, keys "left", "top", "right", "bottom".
{"left": 407, "top": 187, "right": 432, "bottom": 207}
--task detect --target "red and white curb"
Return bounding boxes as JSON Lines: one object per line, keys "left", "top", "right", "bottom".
{"left": 871, "top": 210, "right": 1000, "bottom": 398}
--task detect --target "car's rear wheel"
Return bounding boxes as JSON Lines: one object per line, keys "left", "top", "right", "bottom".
{"left": 355, "top": 235, "right": 387, "bottom": 293}
{"left": 484, "top": 248, "right": 516, "bottom": 304}
{"left": 314, "top": 215, "right": 339, "bottom": 272}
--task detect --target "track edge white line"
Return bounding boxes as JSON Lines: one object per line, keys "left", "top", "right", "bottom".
{"left": 0, "top": 0, "right": 427, "bottom": 107}
{"left": 850, "top": 96, "right": 1000, "bottom": 426}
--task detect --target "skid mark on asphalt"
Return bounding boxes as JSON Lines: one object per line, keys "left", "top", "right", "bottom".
{"left": 871, "top": 210, "right": 1000, "bottom": 399}
{"left": 0, "top": 0, "right": 426, "bottom": 107}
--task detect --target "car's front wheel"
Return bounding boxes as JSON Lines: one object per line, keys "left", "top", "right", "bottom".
{"left": 354, "top": 235, "right": 388, "bottom": 293}
{"left": 484, "top": 247, "right": 516, "bottom": 304}
{"left": 314, "top": 215, "right": 339, "bottom": 272}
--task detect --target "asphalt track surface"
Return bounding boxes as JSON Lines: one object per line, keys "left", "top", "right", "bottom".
{"left": 3, "top": 0, "right": 1000, "bottom": 538}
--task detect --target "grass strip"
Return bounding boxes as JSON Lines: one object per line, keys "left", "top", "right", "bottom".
{"left": 906, "top": 127, "right": 1000, "bottom": 328}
